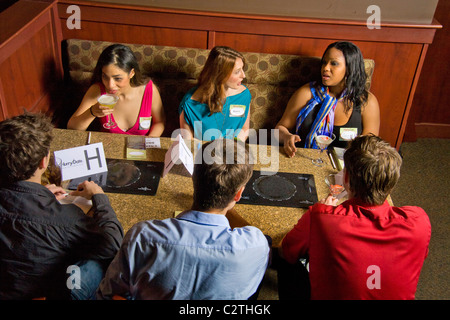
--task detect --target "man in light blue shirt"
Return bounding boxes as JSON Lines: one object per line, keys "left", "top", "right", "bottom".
{"left": 97, "top": 139, "right": 270, "bottom": 300}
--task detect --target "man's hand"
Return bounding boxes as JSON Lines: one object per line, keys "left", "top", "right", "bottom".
{"left": 46, "top": 184, "right": 67, "bottom": 201}
{"left": 69, "top": 180, "right": 104, "bottom": 200}
{"left": 320, "top": 195, "right": 338, "bottom": 206}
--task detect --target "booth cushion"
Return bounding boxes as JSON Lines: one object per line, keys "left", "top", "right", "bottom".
{"left": 65, "top": 39, "right": 374, "bottom": 138}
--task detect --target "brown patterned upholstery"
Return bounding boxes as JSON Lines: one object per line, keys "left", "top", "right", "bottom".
{"left": 65, "top": 39, "right": 374, "bottom": 138}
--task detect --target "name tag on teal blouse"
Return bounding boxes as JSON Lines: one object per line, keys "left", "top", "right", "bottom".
{"left": 229, "top": 105, "right": 246, "bottom": 117}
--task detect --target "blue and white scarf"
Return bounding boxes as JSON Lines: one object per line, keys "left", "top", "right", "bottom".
{"left": 295, "top": 82, "right": 345, "bottom": 149}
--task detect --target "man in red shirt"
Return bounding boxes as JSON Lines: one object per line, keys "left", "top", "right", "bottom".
{"left": 280, "top": 134, "right": 431, "bottom": 299}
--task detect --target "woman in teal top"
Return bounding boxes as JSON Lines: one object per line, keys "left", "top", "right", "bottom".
{"left": 179, "top": 46, "right": 251, "bottom": 141}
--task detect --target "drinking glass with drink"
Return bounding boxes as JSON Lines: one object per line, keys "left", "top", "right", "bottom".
{"left": 325, "top": 173, "right": 345, "bottom": 197}
{"left": 312, "top": 133, "right": 335, "bottom": 167}
{"left": 98, "top": 94, "right": 119, "bottom": 129}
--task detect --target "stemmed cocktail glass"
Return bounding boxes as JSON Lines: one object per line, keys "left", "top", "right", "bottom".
{"left": 98, "top": 94, "right": 119, "bottom": 129}
{"left": 312, "top": 133, "right": 335, "bottom": 167}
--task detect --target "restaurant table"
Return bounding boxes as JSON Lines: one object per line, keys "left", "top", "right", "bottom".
{"left": 48, "top": 128, "right": 343, "bottom": 246}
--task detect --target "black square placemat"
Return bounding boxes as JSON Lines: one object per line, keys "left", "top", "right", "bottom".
{"left": 67, "top": 159, "right": 164, "bottom": 196}
{"left": 239, "top": 170, "right": 318, "bottom": 208}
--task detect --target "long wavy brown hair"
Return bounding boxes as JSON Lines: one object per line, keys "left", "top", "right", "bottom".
{"left": 196, "top": 46, "right": 245, "bottom": 115}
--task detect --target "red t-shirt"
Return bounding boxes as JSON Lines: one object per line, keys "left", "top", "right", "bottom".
{"left": 282, "top": 198, "right": 431, "bottom": 300}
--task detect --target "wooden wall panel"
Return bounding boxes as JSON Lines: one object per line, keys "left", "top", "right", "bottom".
{"left": 212, "top": 33, "right": 327, "bottom": 56}
{"left": 0, "top": 0, "right": 63, "bottom": 121}
{"left": 62, "top": 21, "right": 208, "bottom": 48}
{"left": 56, "top": 1, "right": 439, "bottom": 45}
{"left": 1, "top": 24, "right": 52, "bottom": 116}
{"left": 0, "top": 0, "right": 441, "bottom": 147}
{"left": 404, "top": 0, "right": 450, "bottom": 140}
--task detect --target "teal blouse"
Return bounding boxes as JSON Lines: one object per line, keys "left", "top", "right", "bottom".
{"left": 178, "top": 86, "right": 251, "bottom": 141}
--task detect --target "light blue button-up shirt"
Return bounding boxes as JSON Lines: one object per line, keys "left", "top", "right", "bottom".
{"left": 97, "top": 210, "right": 270, "bottom": 300}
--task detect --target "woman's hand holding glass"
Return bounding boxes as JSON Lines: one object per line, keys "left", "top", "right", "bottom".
{"left": 96, "top": 94, "right": 119, "bottom": 129}
{"left": 90, "top": 102, "right": 114, "bottom": 118}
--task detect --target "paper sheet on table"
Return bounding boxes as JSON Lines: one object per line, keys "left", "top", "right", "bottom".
{"left": 59, "top": 195, "right": 93, "bottom": 214}
{"left": 163, "top": 134, "right": 193, "bottom": 177}
{"left": 145, "top": 137, "right": 161, "bottom": 148}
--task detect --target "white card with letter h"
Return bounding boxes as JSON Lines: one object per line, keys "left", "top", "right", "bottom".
{"left": 53, "top": 142, "right": 108, "bottom": 181}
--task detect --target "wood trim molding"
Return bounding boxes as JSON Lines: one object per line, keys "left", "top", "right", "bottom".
{"left": 395, "top": 44, "right": 429, "bottom": 148}
{"left": 0, "top": 2, "right": 54, "bottom": 64}
{"left": 0, "top": 0, "right": 64, "bottom": 121}
{"left": 56, "top": 0, "right": 441, "bottom": 44}
{"left": 415, "top": 123, "right": 450, "bottom": 139}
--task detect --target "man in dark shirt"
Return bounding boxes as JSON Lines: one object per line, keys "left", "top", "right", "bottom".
{"left": 0, "top": 112, "right": 124, "bottom": 300}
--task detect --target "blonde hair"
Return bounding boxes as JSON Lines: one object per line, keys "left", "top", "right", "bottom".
{"left": 197, "top": 46, "right": 245, "bottom": 115}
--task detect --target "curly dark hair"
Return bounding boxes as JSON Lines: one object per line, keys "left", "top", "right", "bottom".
{"left": 0, "top": 112, "right": 54, "bottom": 183}
{"left": 320, "top": 41, "right": 369, "bottom": 113}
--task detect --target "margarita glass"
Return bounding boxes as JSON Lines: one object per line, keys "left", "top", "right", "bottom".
{"left": 98, "top": 94, "right": 119, "bottom": 129}
{"left": 312, "top": 133, "right": 335, "bottom": 167}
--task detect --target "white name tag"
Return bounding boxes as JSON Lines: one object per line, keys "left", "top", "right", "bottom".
{"left": 53, "top": 142, "right": 108, "bottom": 181}
{"left": 340, "top": 128, "right": 358, "bottom": 141}
{"left": 229, "top": 105, "right": 246, "bottom": 117}
{"left": 139, "top": 116, "right": 152, "bottom": 130}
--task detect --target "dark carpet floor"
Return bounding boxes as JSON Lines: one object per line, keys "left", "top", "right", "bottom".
{"left": 392, "top": 138, "right": 450, "bottom": 300}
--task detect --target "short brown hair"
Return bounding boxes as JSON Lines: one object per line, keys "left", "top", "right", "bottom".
{"left": 197, "top": 46, "right": 245, "bottom": 114}
{"left": 0, "top": 112, "right": 53, "bottom": 183}
{"left": 192, "top": 139, "right": 253, "bottom": 211}
{"left": 343, "top": 134, "right": 402, "bottom": 205}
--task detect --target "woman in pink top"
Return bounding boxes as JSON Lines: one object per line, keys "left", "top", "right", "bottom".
{"left": 68, "top": 44, "right": 165, "bottom": 136}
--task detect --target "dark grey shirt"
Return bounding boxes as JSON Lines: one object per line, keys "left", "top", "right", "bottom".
{"left": 0, "top": 181, "right": 123, "bottom": 299}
